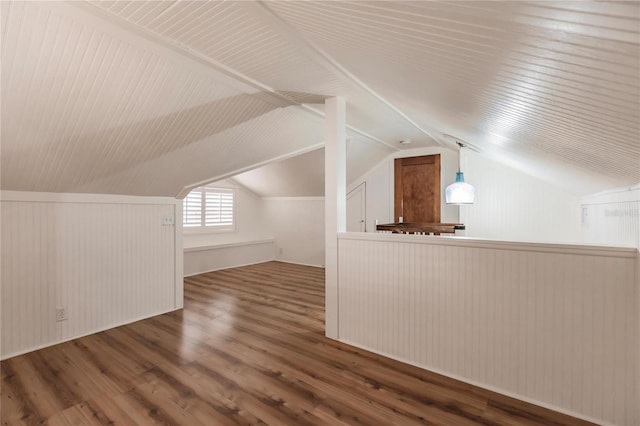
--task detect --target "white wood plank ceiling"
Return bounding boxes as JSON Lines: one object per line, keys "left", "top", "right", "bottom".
{"left": 1, "top": 1, "right": 638, "bottom": 196}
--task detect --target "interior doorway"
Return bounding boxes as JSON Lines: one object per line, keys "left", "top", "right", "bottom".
{"left": 346, "top": 182, "right": 366, "bottom": 232}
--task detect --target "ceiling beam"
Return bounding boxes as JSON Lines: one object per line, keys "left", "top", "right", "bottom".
{"left": 69, "top": 0, "right": 396, "bottom": 151}
{"left": 253, "top": 1, "right": 449, "bottom": 149}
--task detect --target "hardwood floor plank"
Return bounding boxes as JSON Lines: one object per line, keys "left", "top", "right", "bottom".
{"left": 81, "top": 394, "right": 139, "bottom": 425}
{"left": 2, "top": 261, "right": 595, "bottom": 426}
{"left": 3, "top": 355, "right": 73, "bottom": 421}
{"left": 58, "top": 404, "right": 102, "bottom": 426}
{"left": 180, "top": 319, "right": 487, "bottom": 425}
{"left": 1, "top": 360, "right": 51, "bottom": 425}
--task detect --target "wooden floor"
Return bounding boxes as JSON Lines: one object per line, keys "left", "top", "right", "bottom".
{"left": 2, "top": 261, "right": 594, "bottom": 425}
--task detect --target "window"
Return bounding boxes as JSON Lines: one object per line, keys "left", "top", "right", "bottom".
{"left": 183, "top": 186, "right": 235, "bottom": 231}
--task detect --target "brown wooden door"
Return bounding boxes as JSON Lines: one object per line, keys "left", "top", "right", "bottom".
{"left": 394, "top": 154, "right": 441, "bottom": 223}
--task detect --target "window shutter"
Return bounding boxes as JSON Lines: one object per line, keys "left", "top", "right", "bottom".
{"left": 183, "top": 190, "right": 202, "bottom": 227}
{"left": 183, "top": 186, "right": 234, "bottom": 229}
{"left": 205, "top": 188, "right": 234, "bottom": 226}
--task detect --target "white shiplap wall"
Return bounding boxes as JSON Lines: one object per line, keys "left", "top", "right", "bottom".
{"left": 462, "top": 150, "right": 582, "bottom": 244}
{"left": 0, "top": 191, "right": 183, "bottom": 359}
{"left": 582, "top": 186, "right": 640, "bottom": 249}
{"left": 337, "top": 233, "right": 639, "bottom": 426}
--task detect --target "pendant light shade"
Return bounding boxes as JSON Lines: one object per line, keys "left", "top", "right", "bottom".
{"left": 445, "top": 171, "right": 475, "bottom": 204}
{"left": 446, "top": 142, "right": 475, "bottom": 204}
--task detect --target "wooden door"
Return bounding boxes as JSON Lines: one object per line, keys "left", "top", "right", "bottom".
{"left": 394, "top": 154, "right": 440, "bottom": 223}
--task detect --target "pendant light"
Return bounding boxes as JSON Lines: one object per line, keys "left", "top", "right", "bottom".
{"left": 445, "top": 141, "right": 475, "bottom": 204}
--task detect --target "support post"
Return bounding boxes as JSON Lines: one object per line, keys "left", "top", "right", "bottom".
{"left": 324, "top": 96, "right": 346, "bottom": 339}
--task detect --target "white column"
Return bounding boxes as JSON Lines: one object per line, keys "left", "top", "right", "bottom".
{"left": 174, "top": 200, "right": 184, "bottom": 309}
{"left": 325, "top": 96, "right": 346, "bottom": 339}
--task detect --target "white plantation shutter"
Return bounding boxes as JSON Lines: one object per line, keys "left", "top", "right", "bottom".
{"left": 183, "top": 190, "right": 202, "bottom": 227}
{"left": 183, "top": 186, "right": 234, "bottom": 229}
{"left": 205, "top": 189, "right": 234, "bottom": 226}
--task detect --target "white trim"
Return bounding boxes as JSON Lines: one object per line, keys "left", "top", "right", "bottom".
{"left": 338, "top": 338, "right": 613, "bottom": 426}
{"left": 262, "top": 196, "right": 324, "bottom": 201}
{"left": 1, "top": 307, "right": 182, "bottom": 360}
{"left": 177, "top": 143, "right": 324, "bottom": 198}
{"left": 184, "top": 239, "right": 275, "bottom": 253}
{"left": 339, "top": 232, "right": 638, "bottom": 258}
{"left": 0, "top": 190, "right": 179, "bottom": 205}
{"left": 274, "top": 259, "right": 325, "bottom": 268}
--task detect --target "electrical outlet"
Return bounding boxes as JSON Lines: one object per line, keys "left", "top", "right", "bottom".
{"left": 56, "top": 307, "right": 67, "bottom": 322}
{"left": 279, "top": 248, "right": 283, "bottom": 255}
{"left": 162, "top": 214, "right": 174, "bottom": 226}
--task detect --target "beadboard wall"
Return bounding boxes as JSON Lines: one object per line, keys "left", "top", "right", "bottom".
{"left": 582, "top": 186, "right": 640, "bottom": 249}
{"left": 337, "top": 233, "right": 639, "bottom": 426}
{"left": 184, "top": 240, "right": 275, "bottom": 276}
{"left": 462, "top": 150, "right": 582, "bottom": 244}
{"left": 0, "top": 191, "right": 183, "bottom": 359}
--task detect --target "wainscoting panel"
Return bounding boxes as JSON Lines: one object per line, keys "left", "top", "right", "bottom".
{"left": 338, "top": 233, "right": 639, "bottom": 426}
{"left": 184, "top": 240, "right": 275, "bottom": 276}
{"left": 1, "top": 192, "right": 181, "bottom": 359}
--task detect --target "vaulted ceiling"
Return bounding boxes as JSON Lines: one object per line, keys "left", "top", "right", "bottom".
{"left": 2, "top": 1, "right": 638, "bottom": 197}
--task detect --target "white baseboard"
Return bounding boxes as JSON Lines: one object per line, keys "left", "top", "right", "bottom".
{"left": 1, "top": 307, "right": 181, "bottom": 360}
